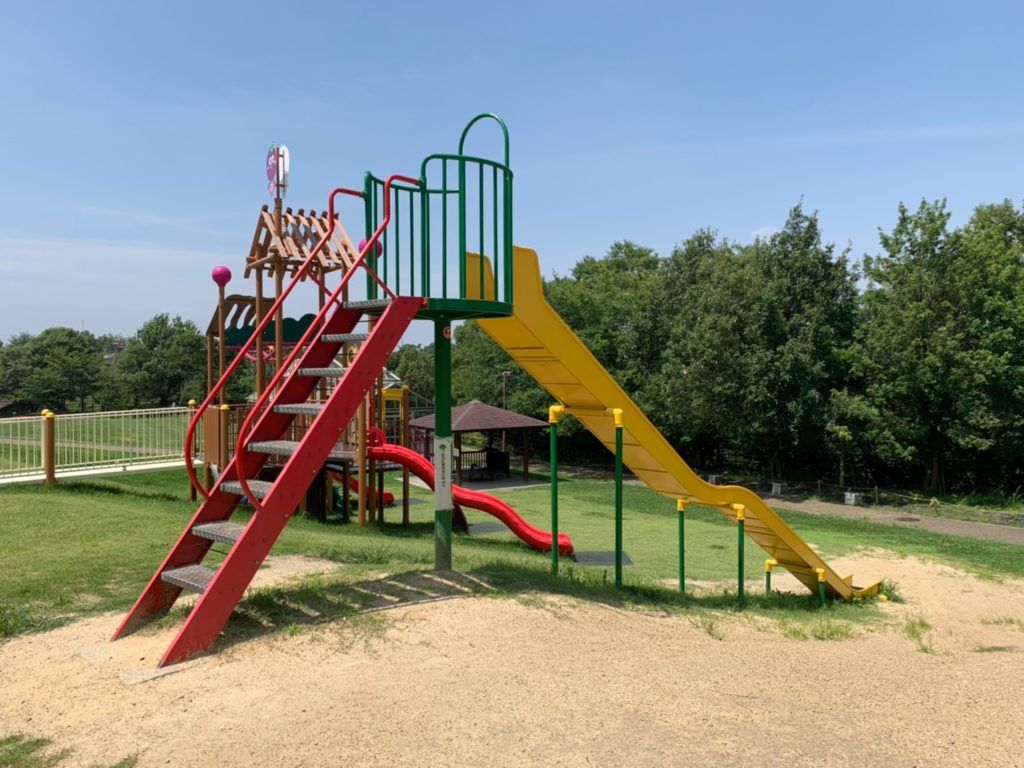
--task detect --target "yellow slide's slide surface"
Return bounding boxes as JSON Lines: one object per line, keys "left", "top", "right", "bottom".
{"left": 473, "top": 247, "right": 877, "bottom": 599}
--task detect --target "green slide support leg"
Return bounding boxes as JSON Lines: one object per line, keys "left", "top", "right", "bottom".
{"left": 733, "top": 504, "right": 746, "bottom": 608}
{"left": 549, "top": 414, "right": 559, "bottom": 574}
{"left": 677, "top": 499, "right": 686, "bottom": 594}
{"left": 614, "top": 420, "right": 623, "bottom": 588}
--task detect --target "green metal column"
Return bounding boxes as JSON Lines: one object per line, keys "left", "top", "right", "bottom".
{"left": 433, "top": 320, "right": 453, "bottom": 570}
{"left": 613, "top": 412, "right": 624, "bottom": 589}
{"left": 677, "top": 499, "right": 686, "bottom": 594}
{"left": 549, "top": 407, "right": 560, "bottom": 574}
{"left": 733, "top": 503, "right": 746, "bottom": 608}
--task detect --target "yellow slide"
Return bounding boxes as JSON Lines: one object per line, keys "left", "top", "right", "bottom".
{"left": 471, "top": 247, "right": 879, "bottom": 599}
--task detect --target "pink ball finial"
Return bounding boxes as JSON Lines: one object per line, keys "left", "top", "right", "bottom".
{"left": 211, "top": 265, "right": 232, "bottom": 287}
{"left": 358, "top": 238, "right": 383, "bottom": 257}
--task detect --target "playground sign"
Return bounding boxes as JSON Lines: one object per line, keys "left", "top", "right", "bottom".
{"left": 434, "top": 437, "right": 452, "bottom": 510}
{"left": 266, "top": 143, "right": 290, "bottom": 198}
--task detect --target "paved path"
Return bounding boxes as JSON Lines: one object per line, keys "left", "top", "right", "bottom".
{"left": 769, "top": 496, "right": 1024, "bottom": 546}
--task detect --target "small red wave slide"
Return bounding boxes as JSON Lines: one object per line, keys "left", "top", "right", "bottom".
{"left": 366, "top": 441, "right": 573, "bottom": 556}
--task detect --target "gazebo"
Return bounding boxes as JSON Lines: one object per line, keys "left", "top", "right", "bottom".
{"left": 410, "top": 400, "right": 549, "bottom": 485}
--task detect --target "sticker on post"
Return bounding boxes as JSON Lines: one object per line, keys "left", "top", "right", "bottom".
{"left": 434, "top": 437, "right": 453, "bottom": 510}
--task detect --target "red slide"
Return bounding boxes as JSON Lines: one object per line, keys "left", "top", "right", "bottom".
{"left": 367, "top": 442, "right": 574, "bottom": 556}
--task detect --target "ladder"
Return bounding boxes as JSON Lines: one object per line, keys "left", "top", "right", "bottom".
{"left": 112, "top": 177, "right": 423, "bottom": 666}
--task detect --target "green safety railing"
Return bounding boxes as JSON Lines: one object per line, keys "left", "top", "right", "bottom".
{"left": 362, "top": 114, "right": 514, "bottom": 315}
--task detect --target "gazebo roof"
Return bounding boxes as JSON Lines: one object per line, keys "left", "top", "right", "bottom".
{"left": 410, "top": 400, "right": 548, "bottom": 433}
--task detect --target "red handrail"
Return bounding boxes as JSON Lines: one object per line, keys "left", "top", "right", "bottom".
{"left": 185, "top": 174, "right": 419, "bottom": 503}
{"left": 231, "top": 174, "right": 419, "bottom": 511}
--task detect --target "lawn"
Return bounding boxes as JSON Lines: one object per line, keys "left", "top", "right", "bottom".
{"left": 2, "top": 468, "right": 1022, "bottom": 643}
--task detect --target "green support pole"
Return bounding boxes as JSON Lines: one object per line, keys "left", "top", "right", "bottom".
{"left": 765, "top": 559, "right": 777, "bottom": 595}
{"left": 614, "top": 415, "right": 623, "bottom": 589}
{"left": 677, "top": 499, "right": 686, "bottom": 594}
{"left": 817, "top": 568, "right": 827, "bottom": 608}
{"left": 734, "top": 504, "right": 746, "bottom": 608}
{"left": 433, "top": 321, "right": 453, "bottom": 570}
{"left": 549, "top": 409, "right": 560, "bottom": 574}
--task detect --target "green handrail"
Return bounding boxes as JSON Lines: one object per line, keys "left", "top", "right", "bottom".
{"left": 361, "top": 117, "right": 514, "bottom": 314}
{"left": 458, "top": 112, "right": 510, "bottom": 168}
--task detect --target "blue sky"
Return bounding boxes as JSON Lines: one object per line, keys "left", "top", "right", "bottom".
{"left": 1, "top": 1, "right": 1022, "bottom": 345}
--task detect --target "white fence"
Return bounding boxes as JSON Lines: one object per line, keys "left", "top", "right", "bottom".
{"left": 0, "top": 407, "right": 199, "bottom": 483}
{"left": 0, "top": 414, "right": 44, "bottom": 480}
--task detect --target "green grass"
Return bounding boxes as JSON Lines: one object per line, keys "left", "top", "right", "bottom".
{"left": 903, "top": 614, "right": 934, "bottom": 653}
{"left": 2, "top": 468, "right": 1023, "bottom": 646}
{"left": 948, "top": 488, "right": 1024, "bottom": 512}
{"left": 980, "top": 616, "right": 1024, "bottom": 630}
{"left": 0, "top": 734, "right": 136, "bottom": 768}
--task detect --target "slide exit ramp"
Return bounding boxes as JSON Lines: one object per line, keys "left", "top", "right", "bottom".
{"left": 471, "top": 247, "right": 878, "bottom": 600}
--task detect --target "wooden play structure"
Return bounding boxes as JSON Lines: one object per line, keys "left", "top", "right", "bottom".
{"left": 198, "top": 186, "right": 413, "bottom": 525}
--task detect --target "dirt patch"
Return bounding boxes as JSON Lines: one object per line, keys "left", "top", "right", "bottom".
{"left": 1, "top": 553, "right": 1023, "bottom": 767}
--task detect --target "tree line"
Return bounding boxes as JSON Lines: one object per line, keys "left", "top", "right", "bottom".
{"left": 0, "top": 315, "right": 208, "bottom": 413}
{"left": 392, "top": 199, "right": 1024, "bottom": 494}
{"left": 4, "top": 198, "right": 1021, "bottom": 493}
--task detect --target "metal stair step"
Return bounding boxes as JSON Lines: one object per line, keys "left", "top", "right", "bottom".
{"left": 297, "top": 366, "right": 347, "bottom": 377}
{"left": 161, "top": 564, "right": 216, "bottom": 593}
{"left": 273, "top": 403, "right": 323, "bottom": 415}
{"left": 321, "top": 333, "right": 369, "bottom": 343}
{"left": 220, "top": 479, "right": 274, "bottom": 499}
{"left": 247, "top": 440, "right": 301, "bottom": 456}
{"left": 192, "top": 521, "right": 245, "bottom": 545}
{"left": 343, "top": 299, "right": 390, "bottom": 312}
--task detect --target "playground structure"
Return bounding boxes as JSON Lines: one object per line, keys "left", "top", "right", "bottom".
{"left": 200, "top": 205, "right": 411, "bottom": 526}
{"left": 113, "top": 114, "right": 880, "bottom": 667}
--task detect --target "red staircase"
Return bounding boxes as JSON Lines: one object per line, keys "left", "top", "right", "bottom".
{"left": 112, "top": 177, "right": 423, "bottom": 666}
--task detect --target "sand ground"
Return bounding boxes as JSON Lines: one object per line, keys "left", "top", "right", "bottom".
{"left": 2, "top": 553, "right": 1023, "bottom": 768}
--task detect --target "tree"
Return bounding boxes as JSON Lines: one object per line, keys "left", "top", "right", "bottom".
{"left": 647, "top": 207, "right": 857, "bottom": 479}
{"left": 117, "top": 315, "right": 205, "bottom": 406}
{"left": 388, "top": 343, "right": 436, "bottom": 400}
{"left": 0, "top": 328, "right": 105, "bottom": 412}
{"left": 824, "top": 387, "right": 879, "bottom": 488}
{"left": 451, "top": 322, "right": 548, "bottom": 417}
{"left": 859, "top": 199, "right": 1024, "bottom": 491}
{"left": 638, "top": 231, "right": 749, "bottom": 464}
{"left": 951, "top": 201, "right": 1024, "bottom": 485}
{"left": 743, "top": 205, "right": 858, "bottom": 477}
{"left": 544, "top": 241, "right": 664, "bottom": 395}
